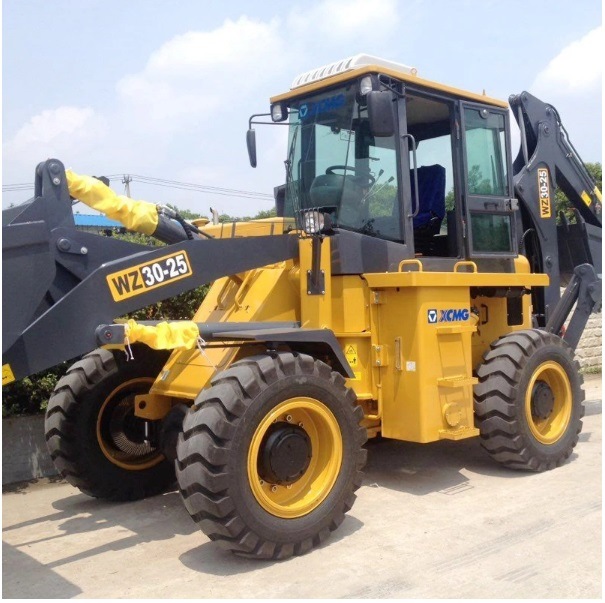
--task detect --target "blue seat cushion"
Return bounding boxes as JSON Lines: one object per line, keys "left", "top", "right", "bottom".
{"left": 411, "top": 164, "right": 446, "bottom": 230}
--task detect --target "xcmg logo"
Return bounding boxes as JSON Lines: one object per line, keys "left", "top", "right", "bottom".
{"left": 427, "top": 308, "right": 470, "bottom": 324}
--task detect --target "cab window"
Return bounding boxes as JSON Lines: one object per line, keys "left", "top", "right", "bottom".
{"left": 464, "top": 108, "right": 508, "bottom": 196}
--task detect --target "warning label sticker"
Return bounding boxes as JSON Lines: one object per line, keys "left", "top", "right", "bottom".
{"left": 344, "top": 344, "right": 358, "bottom": 368}
{"left": 2, "top": 364, "right": 15, "bottom": 386}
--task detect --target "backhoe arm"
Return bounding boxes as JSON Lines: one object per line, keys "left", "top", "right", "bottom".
{"left": 509, "top": 91, "right": 601, "bottom": 326}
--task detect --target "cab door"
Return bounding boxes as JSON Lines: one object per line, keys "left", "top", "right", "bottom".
{"left": 460, "top": 102, "right": 517, "bottom": 258}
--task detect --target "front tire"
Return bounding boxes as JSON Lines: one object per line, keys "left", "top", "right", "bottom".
{"left": 176, "top": 352, "right": 367, "bottom": 559}
{"left": 45, "top": 347, "right": 175, "bottom": 501}
{"left": 474, "top": 330, "right": 584, "bottom": 471}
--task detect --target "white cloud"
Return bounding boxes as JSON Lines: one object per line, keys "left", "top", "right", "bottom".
{"left": 529, "top": 26, "right": 602, "bottom": 161}
{"left": 532, "top": 26, "right": 602, "bottom": 93}
{"left": 4, "top": 106, "right": 106, "bottom": 162}
{"left": 289, "top": 0, "right": 399, "bottom": 41}
{"left": 146, "top": 17, "right": 284, "bottom": 77}
{"left": 8, "top": 107, "right": 96, "bottom": 146}
{"left": 116, "top": 16, "right": 286, "bottom": 127}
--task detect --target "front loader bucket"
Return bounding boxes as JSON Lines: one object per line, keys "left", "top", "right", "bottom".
{"left": 2, "top": 160, "right": 76, "bottom": 356}
{"left": 2, "top": 218, "right": 56, "bottom": 355}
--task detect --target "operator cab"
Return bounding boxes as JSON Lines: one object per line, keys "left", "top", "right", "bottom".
{"left": 259, "top": 55, "right": 517, "bottom": 265}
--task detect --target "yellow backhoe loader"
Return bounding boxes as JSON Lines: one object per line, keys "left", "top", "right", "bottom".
{"left": 3, "top": 54, "right": 601, "bottom": 559}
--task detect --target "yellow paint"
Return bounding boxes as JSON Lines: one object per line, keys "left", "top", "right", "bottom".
{"left": 299, "top": 237, "right": 332, "bottom": 329}
{"left": 133, "top": 393, "right": 174, "bottom": 420}
{"left": 525, "top": 361, "right": 572, "bottom": 444}
{"left": 364, "top": 270, "right": 548, "bottom": 289}
{"left": 271, "top": 63, "right": 508, "bottom": 108}
{"left": 2, "top": 364, "right": 15, "bottom": 386}
{"left": 594, "top": 186, "right": 602, "bottom": 202}
{"left": 151, "top": 263, "right": 300, "bottom": 399}
{"left": 372, "top": 282, "right": 480, "bottom": 442}
{"left": 471, "top": 255, "right": 535, "bottom": 368}
{"left": 581, "top": 190, "right": 592, "bottom": 207}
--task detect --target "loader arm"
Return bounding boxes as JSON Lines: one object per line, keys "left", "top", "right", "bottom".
{"left": 2, "top": 160, "right": 299, "bottom": 382}
{"left": 509, "top": 91, "right": 602, "bottom": 329}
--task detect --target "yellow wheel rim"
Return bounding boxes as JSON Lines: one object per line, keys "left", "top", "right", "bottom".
{"left": 96, "top": 378, "right": 165, "bottom": 471}
{"left": 525, "top": 361, "right": 573, "bottom": 445}
{"left": 248, "top": 397, "right": 342, "bottom": 519}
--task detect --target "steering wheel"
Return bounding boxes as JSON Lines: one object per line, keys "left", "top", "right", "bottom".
{"left": 325, "top": 165, "right": 375, "bottom": 187}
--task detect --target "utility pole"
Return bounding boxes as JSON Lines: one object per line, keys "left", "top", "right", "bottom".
{"left": 122, "top": 175, "right": 132, "bottom": 198}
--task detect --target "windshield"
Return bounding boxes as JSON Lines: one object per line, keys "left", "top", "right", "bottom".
{"left": 284, "top": 83, "right": 402, "bottom": 240}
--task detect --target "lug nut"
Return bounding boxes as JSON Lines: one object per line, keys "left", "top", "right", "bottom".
{"left": 271, "top": 485, "right": 278, "bottom": 492}
{"left": 286, "top": 414, "right": 293, "bottom": 423}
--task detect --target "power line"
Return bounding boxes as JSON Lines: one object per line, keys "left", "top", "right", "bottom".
{"left": 125, "top": 174, "right": 273, "bottom": 199}
{"left": 2, "top": 173, "right": 274, "bottom": 201}
{"left": 2, "top": 184, "right": 35, "bottom": 191}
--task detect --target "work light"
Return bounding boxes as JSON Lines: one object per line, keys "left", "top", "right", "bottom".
{"left": 271, "top": 103, "right": 288, "bottom": 122}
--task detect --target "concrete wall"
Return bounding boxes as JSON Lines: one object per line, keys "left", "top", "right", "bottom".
{"left": 2, "top": 414, "right": 57, "bottom": 485}
{"left": 575, "top": 313, "right": 602, "bottom": 369}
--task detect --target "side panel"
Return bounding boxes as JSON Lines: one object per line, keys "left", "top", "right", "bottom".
{"left": 375, "top": 285, "right": 478, "bottom": 443}
{"left": 331, "top": 275, "right": 376, "bottom": 407}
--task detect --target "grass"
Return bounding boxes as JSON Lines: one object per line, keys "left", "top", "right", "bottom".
{"left": 581, "top": 365, "right": 602, "bottom": 375}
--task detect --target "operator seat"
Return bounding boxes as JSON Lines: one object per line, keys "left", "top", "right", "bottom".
{"left": 412, "top": 164, "right": 446, "bottom": 254}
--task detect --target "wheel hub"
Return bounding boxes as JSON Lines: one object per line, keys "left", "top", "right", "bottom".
{"left": 531, "top": 381, "right": 555, "bottom": 420}
{"left": 258, "top": 422, "right": 312, "bottom": 485}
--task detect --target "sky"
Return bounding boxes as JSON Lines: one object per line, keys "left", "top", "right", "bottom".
{"left": 2, "top": 0, "right": 602, "bottom": 216}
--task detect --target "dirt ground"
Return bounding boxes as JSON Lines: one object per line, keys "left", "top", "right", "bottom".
{"left": 2, "top": 374, "right": 602, "bottom": 599}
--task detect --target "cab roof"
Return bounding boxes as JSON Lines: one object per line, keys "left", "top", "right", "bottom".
{"left": 270, "top": 54, "right": 508, "bottom": 109}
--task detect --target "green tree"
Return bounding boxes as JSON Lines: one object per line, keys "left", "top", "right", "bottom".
{"left": 253, "top": 207, "right": 277, "bottom": 219}
{"left": 165, "top": 204, "right": 206, "bottom": 221}
{"left": 218, "top": 206, "right": 277, "bottom": 223}
{"left": 467, "top": 164, "right": 493, "bottom": 195}
{"left": 556, "top": 161, "right": 602, "bottom": 222}
{"left": 367, "top": 184, "right": 397, "bottom": 218}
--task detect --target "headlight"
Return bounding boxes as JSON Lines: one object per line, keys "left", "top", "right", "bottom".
{"left": 271, "top": 102, "right": 288, "bottom": 122}
{"left": 359, "top": 75, "right": 374, "bottom": 96}
{"left": 302, "top": 210, "right": 325, "bottom": 234}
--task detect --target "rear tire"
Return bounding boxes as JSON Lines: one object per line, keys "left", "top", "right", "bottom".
{"left": 45, "top": 347, "right": 175, "bottom": 501}
{"left": 176, "top": 352, "right": 367, "bottom": 559}
{"left": 474, "top": 330, "right": 584, "bottom": 471}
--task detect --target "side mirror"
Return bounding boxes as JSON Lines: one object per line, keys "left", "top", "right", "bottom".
{"left": 246, "top": 129, "right": 257, "bottom": 168}
{"left": 367, "top": 91, "right": 394, "bottom": 137}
